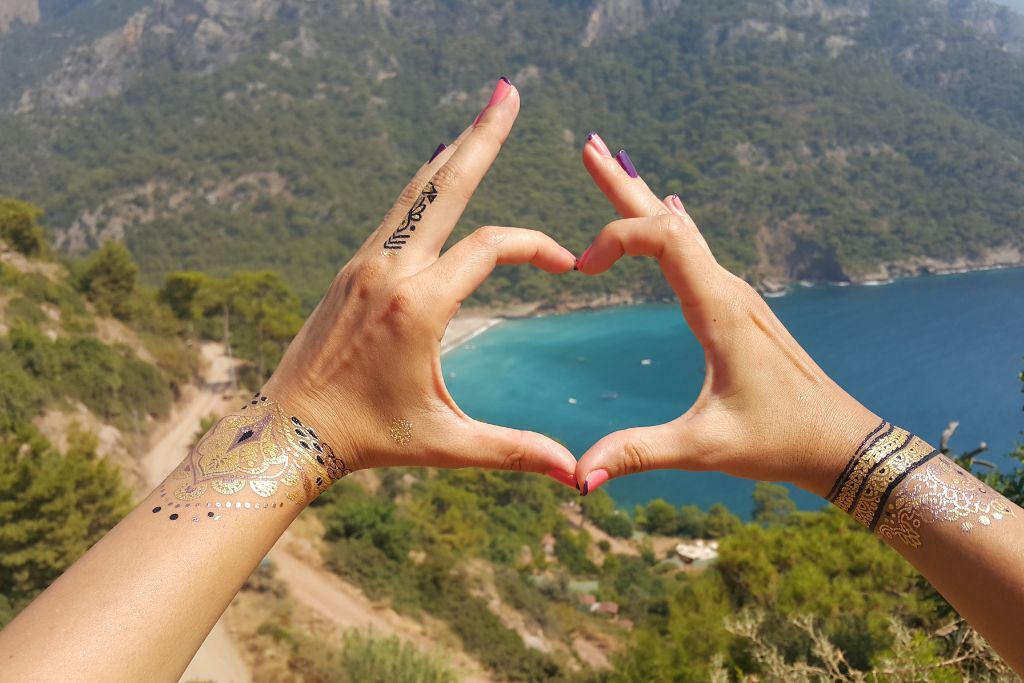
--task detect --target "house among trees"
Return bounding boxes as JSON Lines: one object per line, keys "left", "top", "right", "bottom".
{"left": 674, "top": 539, "right": 719, "bottom": 565}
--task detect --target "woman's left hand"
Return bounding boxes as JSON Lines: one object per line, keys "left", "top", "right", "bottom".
{"left": 263, "top": 78, "right": 579, "bottom": 487}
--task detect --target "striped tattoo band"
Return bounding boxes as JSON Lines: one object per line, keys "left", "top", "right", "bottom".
{"left": 827, "top": 420, "right": 939, "bottom": 532}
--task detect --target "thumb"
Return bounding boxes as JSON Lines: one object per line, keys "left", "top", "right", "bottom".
{"left": 445, "top": 419, "right": 579, "bottom": 489}
{"left": 575, "top": 418, "right": 704, "bottom": 495}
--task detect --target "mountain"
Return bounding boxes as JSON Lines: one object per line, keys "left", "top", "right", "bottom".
{"left": 0, "top": 0, "right": 1023, "bottom": 302}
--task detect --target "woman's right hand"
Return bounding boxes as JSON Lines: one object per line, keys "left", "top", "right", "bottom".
{"left": 572, "top": 133, "right": 881, "bottom": 497}
{"left": 263, "top": 78, "right": 579, "bottom": 487}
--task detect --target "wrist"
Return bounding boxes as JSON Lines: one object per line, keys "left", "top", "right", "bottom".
{"left": 789, "top": 393, "right": 883, "bottom": 499}
{"left": 261, "top": 371, "right": 362, "bottom": 478}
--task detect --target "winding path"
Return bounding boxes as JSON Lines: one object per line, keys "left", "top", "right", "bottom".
{"left": 141, "top": 342, "right": 252, "bottom": 683}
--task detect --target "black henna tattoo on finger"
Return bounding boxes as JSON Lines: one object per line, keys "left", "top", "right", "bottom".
{"left": 384, "top": 182, "right": 438, "bottom": 250}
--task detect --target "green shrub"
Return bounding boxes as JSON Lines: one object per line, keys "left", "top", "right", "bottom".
{"left": 338, "top": 630, "right": 456, "bottom": 683}
{"left": 0, "top": 198, "right": 47, "bottom": 257}
{"left": 0, "top": 352, "right": 44, "bottom": 431}
{"left": 602, "top": 512, "right": 634, "bottom": 539}
{"left": 0, "top": 427, "right": 131, "bottom": 625}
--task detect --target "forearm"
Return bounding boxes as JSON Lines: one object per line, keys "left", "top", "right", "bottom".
{"left": 822, "top": 420, "right": 1024, "bottom": 672}
{"left": 0, "top": 394, "right": 343, "bottom": 682}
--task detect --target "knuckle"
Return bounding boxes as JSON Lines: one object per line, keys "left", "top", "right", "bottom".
{"left": 379, "top": 283, "right": 419, "bottom": 329}
{"left": 396, "top": 181, "right": 423, "bottom": 208}
{"left": 472, "top": 225, "right": 507, "bottom": 249}
{"left": 345, "top": 260, "right": 385, "bottom": 296}
{"left": 655, "top": 213, "right": 687, "bottom": 240}
{"left": 429, "top": 163, "right": 471, "bottom": 204}
{"left": 499, "top": 433, "right": 530, "bottom": 472}
{"left": 621, "top": 435, "right": 655, "bottom": 474}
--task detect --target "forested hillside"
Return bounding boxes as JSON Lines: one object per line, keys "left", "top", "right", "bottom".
{"left": 0, "top": 0, "right": 1022, "bottom": 304}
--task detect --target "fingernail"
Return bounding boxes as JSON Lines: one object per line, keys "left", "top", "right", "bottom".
{"left": 429, "top": 143, "right": 446, "bottom": 162}
{"left": 474, "top": 76, "right": 513, "bottom": 125}
{"left": 615, "top": 150, "right": 638, "bottom": 178}
{"left": 586, "top": 131, "right": 612, "bottom": 157}
{"left": 669, "top": 194, "right": 685, "bottom": 214}
{"left": 576, "top": 246, "right": 593, "bottom": 272}
{"left": 546, "top": 469, "right": 577, "bottom": 488}
{"left": 582, "top": 469, "right": 609, "bottom": 496}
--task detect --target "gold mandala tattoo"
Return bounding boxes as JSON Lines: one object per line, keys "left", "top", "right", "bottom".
{"left": 153, "top": 393, "right": 350, "bottom": 523}
{"left": 828, "top": 420, "right": 1014, "bottom": 548}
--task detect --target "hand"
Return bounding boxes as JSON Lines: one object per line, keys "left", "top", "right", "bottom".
{"left": 572, "top": 133, "right": 881, "bottom": 497}
{"left": 263, "top": 79, "right": 578, "bottom": 486}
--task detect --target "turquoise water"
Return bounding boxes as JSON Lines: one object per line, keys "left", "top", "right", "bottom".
{"left": 443, "top": 268, "right": 1024, "bottom": 518}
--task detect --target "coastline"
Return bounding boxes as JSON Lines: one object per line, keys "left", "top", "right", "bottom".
{"left": 440, "top": 291, "right": 664, "bottom": 356}
{"left": 440, "top": 260, "right": 1024, "bottom": 355}
{"left": 757, "top": 247, "right": 1024, "bottom": 296}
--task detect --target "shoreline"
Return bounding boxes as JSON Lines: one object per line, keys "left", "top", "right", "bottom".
{"left": 440, "top": 262, "right": 1024, "bottom": 355}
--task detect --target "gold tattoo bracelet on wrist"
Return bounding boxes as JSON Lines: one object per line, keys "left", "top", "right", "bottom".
{"left": 152, "top": 393, "right": 350, "bottom": 524}
{"left": 828, "top": 420, "right": 1013, "bottom": 548}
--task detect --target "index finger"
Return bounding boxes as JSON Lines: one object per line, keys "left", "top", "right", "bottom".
{"left": 381, "top": 78, "right": 522, "bottom": 265}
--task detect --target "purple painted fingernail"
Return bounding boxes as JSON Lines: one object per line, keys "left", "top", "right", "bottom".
{"left": 429, "top": 143, "right": 446, "bottom": 162}
{"left": 615, "top": 150, "right": 638, "bottom": 178}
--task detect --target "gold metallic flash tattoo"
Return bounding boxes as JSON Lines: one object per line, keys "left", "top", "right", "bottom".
{"left": 389, "top": 418, "right": 412, "bottom": 446}
{"left": 876, "top": 456, "right": 1015, "bottom": 548}
{"left": 830, "top": 424, "right": 911, "bottom": 513}
{"left": 155, "top": 393, "right": 350, "bottom": 523}
{"left": 829, "top": 421, "right": 1014, "bottom": 548}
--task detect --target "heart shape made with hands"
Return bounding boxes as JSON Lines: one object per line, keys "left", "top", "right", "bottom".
{"left": 269, "top": 81, "right": 872, "bottom": 504}
{"left": 540, "top": 130, "right": 873, "bottom": 501}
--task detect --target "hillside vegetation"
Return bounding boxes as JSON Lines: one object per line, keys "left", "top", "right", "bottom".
{"left": 2, "top": 197, "right": 1024, "bottom": 679}
{"left": 0, "top": 0, "right": 1022, "bottom": 305}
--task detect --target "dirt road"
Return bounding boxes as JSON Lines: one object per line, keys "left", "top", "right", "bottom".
{"left": 142, "top": 342, "right": 491, "bottom": 682}
{"left": 269, "top": 538, "right": 494, "bottom": 682}
{"left": 141, "top": 342, "right": 252, "bottom": 683}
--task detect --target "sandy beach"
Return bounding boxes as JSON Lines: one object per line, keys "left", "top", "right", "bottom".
{"left": 439, "top": 291, "right": 652, "bottom": 356}
{"left": 440, "top": 302, "right": 542, "bottom": 356}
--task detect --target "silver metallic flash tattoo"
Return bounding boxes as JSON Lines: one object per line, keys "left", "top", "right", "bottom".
{"left": 155, "top": 393, "right": 350, "bottom": 523}
{"left": 876, "top": 456, "right": 1015, "bottom": 548}
{"left": 829, "top": 420, "right": 1014, "bottom": 548}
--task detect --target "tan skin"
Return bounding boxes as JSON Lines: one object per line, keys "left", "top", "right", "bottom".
{"left": 0, "top": 81, "right": 1020, "bottom": 677}
{"left": 573, "top": 132, "right": 1024, "bottom": 673}
{"left": 0, "top": 80, "right": 579, "bottom": 682}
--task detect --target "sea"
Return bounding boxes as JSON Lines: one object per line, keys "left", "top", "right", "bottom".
{"left": 443, "top": 268, "right": 1024, "bottom": 518}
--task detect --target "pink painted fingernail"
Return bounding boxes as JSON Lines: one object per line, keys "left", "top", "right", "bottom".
{"left": 546, "top": 469, "right": 577, "bottom": 488}
{"left": 474, "top": 76, "right": 512, "bottom": 125}
{"left": 586, "top": 131, "right": 612, "bottom": 157}
{"left": 581, "top": 469, "right": 609, "bottom": 496}
{"left": 575, "top": 246, "right": 593, "bottom": 271}
{"left": 669, "top": 194, "right": 685, "bottom": 214}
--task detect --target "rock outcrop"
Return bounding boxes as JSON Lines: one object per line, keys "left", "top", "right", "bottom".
{"left": 0, "top": 0, "right": 39, "bottom": 33}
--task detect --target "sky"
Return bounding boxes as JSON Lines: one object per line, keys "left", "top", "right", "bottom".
{"left": 997, "top": 0, "right": 1024, "bottom": 13}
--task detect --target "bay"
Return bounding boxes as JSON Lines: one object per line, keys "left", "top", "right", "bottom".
{"left": 443, "top": 268, "right": 1024, "bottom": 518}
